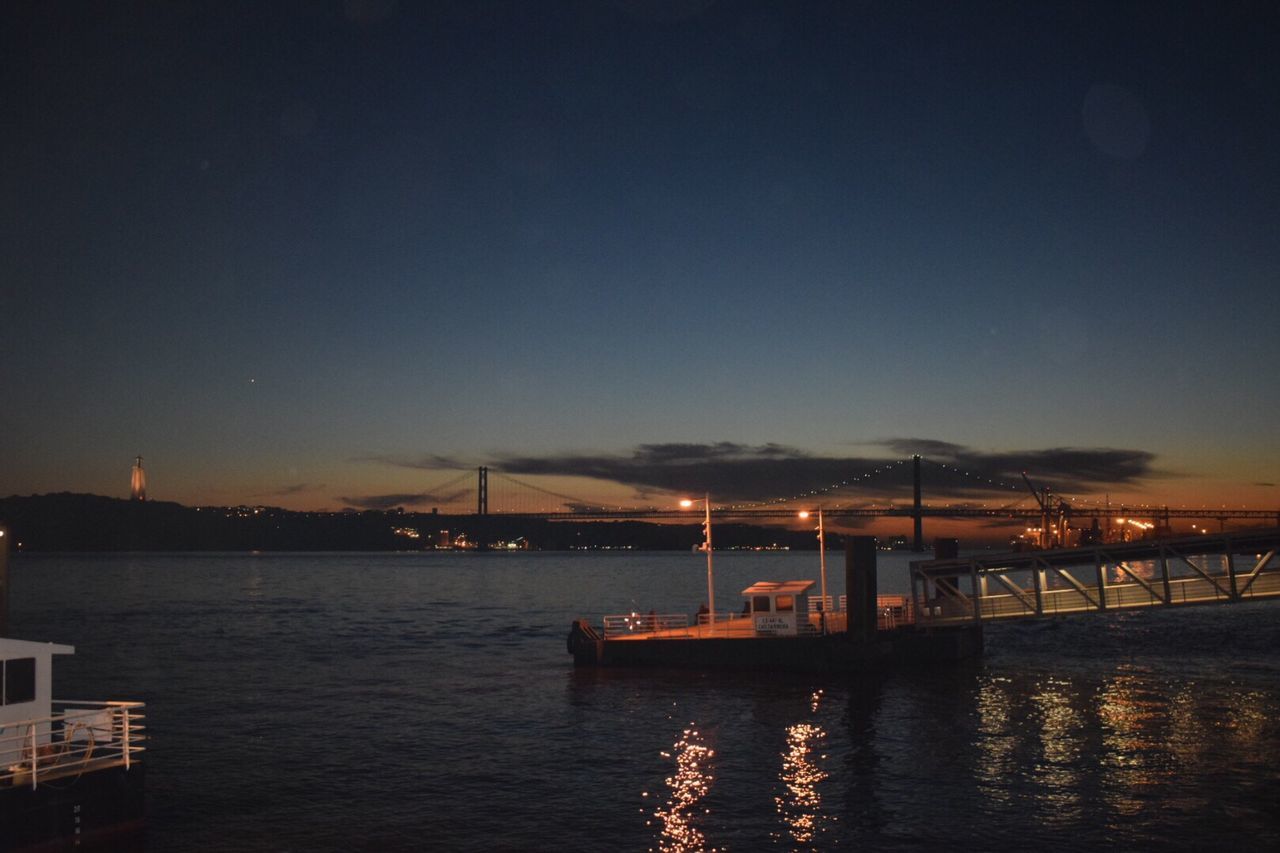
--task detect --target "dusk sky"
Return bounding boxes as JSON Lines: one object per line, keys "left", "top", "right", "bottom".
{"left": 3, "top": 1, "right": 1277, "bottom": 513}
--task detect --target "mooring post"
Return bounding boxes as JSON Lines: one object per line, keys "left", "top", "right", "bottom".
{"left": 1159, "top": 545, "right": 1173, "bottom": 604}
{"left": 845, "top": 536, "right": 878, "bottom": 641}
{"left": 912, "top": 455, "right": 924, "bottom": 552}
{"left": 0, "top": 526, "right": 8, "bottom": 637}
{"left": 1032, "top": 557, "right": 1045, "bottom": 615}
{"left": 1094, "top": 551, "right": 1108, "bottom": 610}
{"left": 969, "top": 559, "right": 981, "bottom": 623}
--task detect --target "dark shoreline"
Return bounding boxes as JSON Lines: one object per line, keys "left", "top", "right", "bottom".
{"left": 0, "top": 492, "right": 880, "bottom": 553}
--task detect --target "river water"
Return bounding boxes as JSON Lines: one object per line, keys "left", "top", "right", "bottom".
{"left": 9, "top": 551, "right": 1280, "bottom": 851}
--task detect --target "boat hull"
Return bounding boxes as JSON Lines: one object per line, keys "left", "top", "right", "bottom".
{"left": 0, "top": 763, "right": 145, "bottom": 852}
{"left": 570, "top": 623, "right": 983, "bottom": 672}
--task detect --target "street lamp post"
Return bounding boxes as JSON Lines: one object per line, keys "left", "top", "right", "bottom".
{"left": 680, "top": 494, "right": 715, "bottom": 629}
{"left": 799, "top": 508, "right": 827, "bottom": 634}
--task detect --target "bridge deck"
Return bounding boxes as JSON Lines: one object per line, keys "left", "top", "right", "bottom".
{"left": 912, "top": 528, "right": 1280, "bottom": 625}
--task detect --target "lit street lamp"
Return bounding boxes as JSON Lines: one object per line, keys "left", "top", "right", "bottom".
{"left": 799, "top": 508, "right": 828, "bottom": 633}
{"left": 680, "top": 494, "right": 716, "bottom": 628}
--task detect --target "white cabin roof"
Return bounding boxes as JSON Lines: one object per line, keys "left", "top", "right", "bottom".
{"left": 0, "top": 638, "right": 75, "bottom": 656}
{"left": 741, "top": 580, "right": 815, "bottom": 597}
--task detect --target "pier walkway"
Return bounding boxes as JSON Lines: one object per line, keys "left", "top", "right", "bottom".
{"left": 912, "top": 528, "right": 1280, "bottom": 626}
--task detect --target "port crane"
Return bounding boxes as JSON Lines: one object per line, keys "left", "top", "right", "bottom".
{"left": 1020, "top": 471, "right": 1072, "bottom": 548}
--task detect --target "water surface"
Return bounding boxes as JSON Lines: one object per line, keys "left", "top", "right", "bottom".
{"left": 12, "top": 552, "right": 1280, "bottom": 851}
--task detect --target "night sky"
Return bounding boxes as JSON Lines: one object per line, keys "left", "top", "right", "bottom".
{"left": 3, "top": 1, "right": 1278, "bottom": 512}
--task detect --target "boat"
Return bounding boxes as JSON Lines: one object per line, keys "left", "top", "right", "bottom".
{"left": 0, "top": 531, "right": 146, "bottom": 850}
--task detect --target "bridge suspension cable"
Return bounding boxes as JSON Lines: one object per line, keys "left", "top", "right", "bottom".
{"left": 725, "top": 458, "right": 914, "bottom": 509}
{"left": 417, "top": 469, "right": 475, "bottom": 502}
{"left": 488, "top": 472, "right": 646, "bottom": 512}
{"left": 918, "top": 457, "right": 1025, "bottom": 494}
{"left": 917, "top": 456, "right": 1042, "bottom": 513}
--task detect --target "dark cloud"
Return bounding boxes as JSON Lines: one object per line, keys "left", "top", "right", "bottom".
{"left": 881, "top": 439, "right": 1161, "bottom": 488}
{"left": 365, "top": 439, "right": 1162, "bottom": 508}
{"left": 1254, "top": 482, "right": 1276, "bottom": 488}
{"left": 337, "top": 489, "right": 470, "bottom": 510}
{"left": 921, "top": 446, "right": 1161, "bottom": 491}
{"left": 488, "top": 440, "right": 1162, "bottom": 504}
{"left": 880, "top": 438, "right": 967, "bottom": 459}
{"left": 494, "top": 442, "right": 845, "bottom": 503}
{"left": 634, "top": 442, "right": 802, "bottom": 464}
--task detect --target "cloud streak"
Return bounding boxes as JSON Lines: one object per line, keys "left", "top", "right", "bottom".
{"left": 337, "top": 489, "right": 471, "bottom": 511}
{"left": 352, "top": 453, "right": 468, "bottom": 471}
{"left": 252, "top": 483, "right": 324, "bottom": 498}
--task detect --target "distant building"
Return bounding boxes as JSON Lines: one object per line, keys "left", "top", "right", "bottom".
{"left": 130, "top": 456, "right": 146, "bottom": 501}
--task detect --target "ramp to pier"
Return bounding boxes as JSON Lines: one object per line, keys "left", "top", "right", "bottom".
{"left": 911, "top": 528, "right": 1280, "bottom": 625}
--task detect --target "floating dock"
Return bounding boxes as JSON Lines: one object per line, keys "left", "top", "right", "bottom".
{"left": 568, "top": 537, "right": 983, "bottom": 672}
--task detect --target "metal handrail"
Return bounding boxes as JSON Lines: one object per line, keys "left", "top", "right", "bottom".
{"left": 602, "top": 613, "right": 690, "bottom": 637}
{"left": 920, "top": 564, "right": 1279, "bottom": 625}
{"left": 0, "top": 701, "right": 145, "bottom": 789}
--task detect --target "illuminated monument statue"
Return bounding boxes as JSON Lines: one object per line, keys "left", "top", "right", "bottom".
{"left": 130, "top": 455, "right": 147, "bottom": 501}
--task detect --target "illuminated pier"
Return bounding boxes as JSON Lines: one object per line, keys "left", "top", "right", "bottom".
{"left": 569, "top": 529, "right": 1280, "bottom": 672}
{"left": 912, "top": 527, "right": 1280, "bottom": 625}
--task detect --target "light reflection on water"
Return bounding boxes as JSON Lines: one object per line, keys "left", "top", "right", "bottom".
{"left": 773, "top": 690, "right": 830, "bottom": 848}
{"left": 1098, "top": 668, "right": 1173, "bottom": 815}
{"left": 1030, "top": 677, "right": 1083, "bottom": 825}
{"left": 1111, "top": 559, "right": 1155, "bottom": 584}
{"left": 975, "top": 675, "right": 1015, "bottom": 803}
{"left": 648, "top": 726, "right": 716, "bottom": 852}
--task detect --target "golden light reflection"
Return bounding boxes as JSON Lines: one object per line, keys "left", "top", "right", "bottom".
{"left": 1110, "top": 559, "right": 1156, "bottom": 584}
{"left": 647, "top": 726, "right": 716, "bottom": 852}
{"left": 1031, "top": 678, "right": 1083, "bottom": 824}
{"left": 975, "top": 676, "right": 1015, "bottom": 803}
{"left": 774, "top": 690, "right": 829, "bottom": 847}
{"left": 1097, "top": 670, "right": 1173, "bottom": 816}
{"left": 1165, "top": 684, "right": 1205, "bottom": 771}
{"left": 1224, "top": 689, "right": 1271, "bottom": 743}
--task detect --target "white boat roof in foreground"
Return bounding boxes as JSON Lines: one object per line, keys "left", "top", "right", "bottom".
{"left": 741, "top": 580, "right": 815, "bottom": 597}
{"left": 0, "top": 638, "right": 75, "bottom": 656}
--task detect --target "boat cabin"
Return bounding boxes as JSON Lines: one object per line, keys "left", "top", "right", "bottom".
{"left": 0, "top": 638, "right": 74, "bottom": 766}
{"left": 742, "top": 580, "right": 815, "bottom": 636}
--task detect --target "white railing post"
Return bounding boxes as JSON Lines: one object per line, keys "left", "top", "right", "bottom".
{"left": 122, "top": 706, "right": 132, "bottom": 770}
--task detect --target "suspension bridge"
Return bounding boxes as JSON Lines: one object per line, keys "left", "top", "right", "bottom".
{"left": 414, "top": 456, "right": 1278, "bottom": 551}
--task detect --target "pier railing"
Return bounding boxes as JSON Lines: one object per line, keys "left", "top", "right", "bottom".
{"left": 0, "top": 701, "right": 146, "bottom": 789}
{"left": 602, "top": 613, "right": 691, "bottom": 638}
{"left": 810, "top": 595, "right": 915, "bottom": 630}
{"left": 601, "top": 595, "right": 918, "bottom": 640}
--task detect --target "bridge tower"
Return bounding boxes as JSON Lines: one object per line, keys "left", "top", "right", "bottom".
{"left": 477, "top": 466, "right": 488, "bottom": 515}
{"left": 130, "top": 455, "right": 147, "bottom": 502}
{"left": 911, "top": 455, "right": 924, "bottom": 552}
